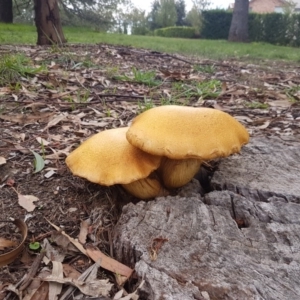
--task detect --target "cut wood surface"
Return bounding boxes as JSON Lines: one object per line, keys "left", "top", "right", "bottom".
{"left": 211, "top": 136, "right": 300, "bottom": 203}
{"left": 113, "top": 137, "right": 300, "bottom": 300}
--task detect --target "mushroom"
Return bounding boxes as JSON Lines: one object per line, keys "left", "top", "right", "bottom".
{"left": 126, "top": 105, "right": 249, "bottom": 188}
{"left": 65, "top": 127, "right": 166, "bottom": 199}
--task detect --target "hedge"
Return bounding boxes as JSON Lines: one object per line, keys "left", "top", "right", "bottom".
{"left": 154, "top": 26, "right": 196, "bottom": 39}
{"left": 201, "top": 10, "right": 300, "bottom": 47}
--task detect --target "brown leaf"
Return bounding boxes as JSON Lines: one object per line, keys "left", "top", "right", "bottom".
{"left": 18, "top": 194, "right": 39, "bottom": 212}
{"left": 86, "top": 246, "right": 133, "bottom": 278}
{"left": 0, "top": 112, "right": 55, "bottom": 125}
{"left": 28, "top": 281, "right": 49, "bottom": 300}
{"left": 43, "top": 276, "right": 113, "bottom": 297}
{"left": 43, "top": 114, "right": 67, "bottom": 131}
{"left": 0, "top": 157, "right": 6, "bottom": 165}
{"left": 0, "top": 238, "right": 17, "bottom": 250}
{"left": 63, "top": 264, "right": 81, "bottom": 280}
{"left": 78, "top": 219, "right": 90, "bottom": 244}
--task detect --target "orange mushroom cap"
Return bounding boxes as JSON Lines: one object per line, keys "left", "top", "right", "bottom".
{"left": 126, "top": 105, "right": 249, "bottom": 161}
{"left": 66, "top": 127, "right": 161, "bottom": 186}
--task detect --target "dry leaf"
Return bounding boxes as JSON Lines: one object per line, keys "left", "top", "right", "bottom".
{"left": 78, "top": 219, "right": 90, "bottom": 244}
{"left": 80, "top": 121, "right": 109, "bottom": 127}
{"left": 49, "top": 261, "right": 63, "bottom": 300}
{"left": 26, "top": 281, "right": 49, "bottom": 300}
{"left": 44, "top": 276, "right": 113, "bottom": 297}
{"left": 0, "top": 112, "right": 54, "bottom": 125}
{"left": 46, "top": 219, "right": 87, "bottom": 255}
{"left": 86, "top": 247, "right": 133, "bottom": 278}
{"left": 63, "top": 264, "right": 81, "bottom": 280}
{"left": 18, "top": 194, "right": 39, "bottom": 212}
{"left": 36, "top": 137, "right": 50, "bottom": 146}
{"left": 257, "top": 121, "right": 271, "bottom": 129}
{"left": 0, "top": 157, "right": 6, "bottom": 165}
{"left": 43, "top": 114, "right": 67, "bottom": 131}
{"left": 0, "top": 238, "right": 17, "bottom": 250}
{"left": 267, "top": 99, "right": 292, "bottom": 108}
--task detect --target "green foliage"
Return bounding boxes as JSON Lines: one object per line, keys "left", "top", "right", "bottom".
{"left": 156, "top": 0, "right": 178, "bottom": 28}
{"left": 185, "top": 6, "right": 202, "bottom": 35}
{"left": 149, "top": 0, "right": 161, "bottom": 30}
{"left": 128, "top": 8, "right": 149, "bottom": 35}
{"left": 114, "top": 67, "right": 160, "bottom": 86}
{"left": 0, "top": 23, "right": 36, "bottom": 44}
{"left": 29, "top": 242, "right": 41, "bottom": 250}
{"left": 249, "top": 13, "right": 300, "bottom": 47}
{"left": 13, "top": 0, "right": 34, "bottom": 23}
{"left": 171, "top": 80, "right": 222, "bottom": 100}
{"left": 138, "top": 98, "right": 156, "bottom": 113}
{"left": 245, "top": 101, "right": 269, "bottom": 109}
{"left": 192, "top": 79, "right": 222, "bottom": 99}
{"left": 12, "top": 0, "right": 131, "bottom": 32}
{"left": 284, "top": 85, "right": 300, "bottom": 102}
{"left": 0, "top": 53, "right": 46, "bottom": 86}
{"left": 154, "top": 26, "right": 196, "bottom": 38}
{"left": 201, "top": 10, "right": 232, "bottom": 39}
{"left": 2, "top": 24, "right": 300, "bottom": 62}
{"left": 193, "top": 64, "right": 215, "bottom": 74}
{"left": 202, "top": 10, "right": 300, "bottom": 47}
{"left": 175, "top": 0, "right": 187, "bottom": 26}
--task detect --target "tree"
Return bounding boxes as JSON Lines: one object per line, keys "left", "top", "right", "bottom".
{"left": 192, "top": 0, "right": 211, "bottom": 11}
{"left": 13, "top": 0, "right": 34, "bottom": 23}
{"left": 157, "top": 0, "right": 177, "bottom": 28}
{"left": 282, "top": 0, "right": 297, "bottom": 14}
{"left": 0, "top": 0, "right": 13, "bottom": 23}
{"left": 185, "top": 6, "right": 202, "bottom": 35}
{"left": 34, "top": 0, "right": 66, "bottom": 45}
{"left": 148, "top": 0, "right": 161, "bottom": 30}
{"left": 175, "top": 0, "right": 186, "bottom": 26}
{"left": 228, "top": 0, "right": 249, "bottom": 42}
{"left": 128, "top": 8, "right": 149, "bottom": 35}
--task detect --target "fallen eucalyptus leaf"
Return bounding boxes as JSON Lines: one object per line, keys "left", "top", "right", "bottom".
{"left": 31, "top": 150, "right": 45, "bottom": 173}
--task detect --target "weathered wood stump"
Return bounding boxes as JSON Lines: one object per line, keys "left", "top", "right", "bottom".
{"left": 211, "top": 136, "right": 300, "bottom": 203}
{"left": 113, "top": 137, "right": 300, "bottom": 300}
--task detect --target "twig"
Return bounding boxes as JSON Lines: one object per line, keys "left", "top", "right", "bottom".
{"left": 19, "top": 251, "right": 46, "bottom": 291}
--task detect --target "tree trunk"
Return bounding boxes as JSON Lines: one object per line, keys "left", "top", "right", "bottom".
{"left": 228, "top": 0, "right": 249, "bottom": 42}
{"left": 0, "top": 0, "right": 13, "bottom": 23}
{"left": 34, "top": 0, "right": 66, "bottom": 45}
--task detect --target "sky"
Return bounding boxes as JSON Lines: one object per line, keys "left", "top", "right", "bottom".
{"left": 131, "top": 0, "right": 233, "bottom": 12}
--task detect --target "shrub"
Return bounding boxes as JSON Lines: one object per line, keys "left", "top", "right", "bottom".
{"left": 154, "top": 26, "right": 196, "bottom": 39}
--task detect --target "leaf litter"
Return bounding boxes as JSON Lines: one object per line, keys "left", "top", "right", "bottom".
{"left": 0, "top": 43, "right": 300, "bottom": 299}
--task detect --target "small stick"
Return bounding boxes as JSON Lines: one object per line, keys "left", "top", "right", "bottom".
{"left": 19, "top": 251, "right": 46, "bottom": 291}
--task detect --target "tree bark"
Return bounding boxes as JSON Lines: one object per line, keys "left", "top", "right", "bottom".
{"left": 228, "top": 0, "right": 249, "bottom": 42}
{"left": 34, "top": 0, "right": 66, "bottom": 45}
{"left": 0, "top": 0, "right": 13, "bottom": 23}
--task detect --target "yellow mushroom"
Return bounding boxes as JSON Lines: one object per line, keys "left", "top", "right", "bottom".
{"left": 126, "top": 105, "right": 249, "bottom": 188}
{"left": 65, "top": 127, "right": 166, "bottom": 199}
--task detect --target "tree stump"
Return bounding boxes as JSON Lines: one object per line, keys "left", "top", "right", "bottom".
{"left": 113, "top": 137, "right": 300, "bottom": 299}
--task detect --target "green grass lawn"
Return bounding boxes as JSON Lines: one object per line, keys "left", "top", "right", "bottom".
{"left": 1, "top": 23, "right": 300, "bottom": 62}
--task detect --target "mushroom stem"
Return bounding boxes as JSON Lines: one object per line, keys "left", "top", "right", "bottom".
{"left": 122, "top": 173, "right": 169, "bottom": 199}
{"left": 159, "top": 158, "right": 202, "bottom": 188}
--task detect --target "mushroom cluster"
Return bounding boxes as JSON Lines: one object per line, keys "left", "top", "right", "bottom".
{"left": 66, "top": 106, "right": 249, "bottom": 199}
